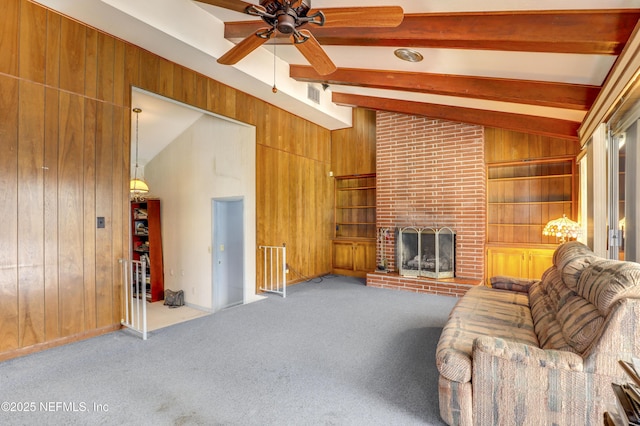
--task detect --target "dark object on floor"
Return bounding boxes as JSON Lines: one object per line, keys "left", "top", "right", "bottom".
{"left": 164, "top": 289, "right": 184, "bottom": 308}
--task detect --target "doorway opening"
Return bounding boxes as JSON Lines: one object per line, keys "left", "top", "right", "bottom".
{"left": 125, "top": 88, "right": 258, "bottom": 333}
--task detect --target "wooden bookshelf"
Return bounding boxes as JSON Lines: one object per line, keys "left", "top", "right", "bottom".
{"left": 332, "top": 174, "right": 376, "bottom": 277}
{"left": 334, "top": 174, "right": 376, "bottom": 239}
{"left": 487, "top": 157, "right": 576, "bottom": 245}
{"left": 131, "top": 199, "right": 164, "bottom": 302}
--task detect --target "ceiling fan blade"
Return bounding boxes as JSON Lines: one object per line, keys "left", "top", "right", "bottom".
{"left": 292, "top": 30, "right": 336, "bottom": 76}
{"left": 218, "top": 29, "right": 273, "bottom": 65}
{"left": 314, "top": 6, "right": 404, "bottom": 28}
{"left": 193, "top": 0, "right": 253, "bottom": 14}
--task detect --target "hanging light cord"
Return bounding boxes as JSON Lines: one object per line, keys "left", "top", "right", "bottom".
{"left": 133, "top": 107, "right": 141, "bottom": 180}
{"left": 272, "top": 44, "right": 277, "bottom": 93}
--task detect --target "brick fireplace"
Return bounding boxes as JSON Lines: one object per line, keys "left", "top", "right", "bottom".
{"left": 366, "top": 112, "right": 486, "bottom": 296}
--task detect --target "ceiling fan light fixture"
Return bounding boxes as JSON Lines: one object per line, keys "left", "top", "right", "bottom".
{"left": 394, "top": 48, "right": 423, "bottom": 63}
{"left": 216, "top": 1, "right": 404, "bottom": 75}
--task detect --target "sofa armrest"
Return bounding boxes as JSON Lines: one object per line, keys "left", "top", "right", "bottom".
{"left": 473, "top": 336, "right": 583, "bottom": 371}
{"left": 489, "top": 276, "right": 538, "bottom": 294}
{"left": 472, "top": 336, "right": 589, "bottom": 425}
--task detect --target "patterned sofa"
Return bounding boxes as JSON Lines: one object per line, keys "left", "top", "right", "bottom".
{"left": 436, "top": 241, "right": 640, "bottom": 425}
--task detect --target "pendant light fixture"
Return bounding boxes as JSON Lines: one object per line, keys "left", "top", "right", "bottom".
{"left": 130, "top": 107, "right": 149, "bottom": 201}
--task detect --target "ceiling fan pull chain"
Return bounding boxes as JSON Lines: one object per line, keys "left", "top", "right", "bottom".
{"left": 272, "top": 43, "right": 278, "bottom": 93}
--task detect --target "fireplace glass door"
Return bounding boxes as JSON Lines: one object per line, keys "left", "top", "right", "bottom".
{"left": 397, "top": 227, "right": 455, "bottom": 278}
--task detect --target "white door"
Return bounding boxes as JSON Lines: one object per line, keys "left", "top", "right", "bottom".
{"left": 213, "top": 198, "right": 244, "bottom": 311}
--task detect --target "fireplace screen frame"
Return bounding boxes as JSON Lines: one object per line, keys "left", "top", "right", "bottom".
{"left": 396, "top": 226, "right": 455, "bottom": 278}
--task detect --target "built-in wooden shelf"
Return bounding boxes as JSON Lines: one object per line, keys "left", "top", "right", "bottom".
{"left": 487, "top": 156, "right": 576, "bottom": 245}
{"left": 332, "top": 173, "right": 377, "bottom": 278}
{"left": 338, "top": 186, "right": 377, "bottom": 191}
{"left": 488, "top": 201, "right": 571, "bottom": 205}
{"left": 131, "top": 200, "right": 164, "bottom": 302}
{"left": 488, "top": 173, "right": 573, "bottom": 182}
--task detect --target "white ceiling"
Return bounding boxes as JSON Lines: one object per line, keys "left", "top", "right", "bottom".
{"left": 32, "top": 0, "right": 640, "bottom": 166}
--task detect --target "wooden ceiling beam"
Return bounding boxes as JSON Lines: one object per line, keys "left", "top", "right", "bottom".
{"left": 224, "top": 10, "right": 640, "bottom": 54}
{"left": 291, "top": 66, "right": 600, "bottom": 110}
{"left": 332, "top": 92, "right": 580, "bottom": 140}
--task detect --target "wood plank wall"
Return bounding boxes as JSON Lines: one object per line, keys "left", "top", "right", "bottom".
{"left": 485, "top": 127, "right": 579, "bottom": 162}
{"left": 331, "top": 108, "right": 377, "bottom": 176}
{"left": 0, "top": 0, "right": 334, "bottom": 360}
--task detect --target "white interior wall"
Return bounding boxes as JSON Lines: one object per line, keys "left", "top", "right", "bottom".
{"left": 144, "top": 114, "right": 259, "bottom": 311}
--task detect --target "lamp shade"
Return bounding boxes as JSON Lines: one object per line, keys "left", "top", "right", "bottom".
{"left": 542, "top": 214, "right": 580, "bottom": 243}
{"left": 129, "top": 178, "right": 149, "bottom": 194}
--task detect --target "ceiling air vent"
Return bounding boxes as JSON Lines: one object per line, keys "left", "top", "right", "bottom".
{"left": 307, "top": 84, "right": 320, "bottom": 104}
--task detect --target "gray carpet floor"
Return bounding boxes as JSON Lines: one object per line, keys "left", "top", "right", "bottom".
{"left": 0, "top": 275, "right": 457, "bottom": 426}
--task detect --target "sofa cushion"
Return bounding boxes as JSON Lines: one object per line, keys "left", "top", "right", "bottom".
{"left": 465, "top": 284, "right": 530, "bottom": 307}
{"left": 436, "top": 286, "right": 538, "bottom": 383}
{"left": 555, "top": 294, "right": 603, "bottom": 353}
{"left": 544, "top": 266, "right": 576, "bottom": 311}
{"left": 529, "top": 279, "right": 577, "bottom": 352}
{"left": 553, "top": 241, "right": 594, "bottom": 268}
{"left": 552, "top": 241, "right": 597, "bottom": 290}
{"left": 489, "top": 275, "right": 536, "bottom": 293}
{"left": 576, "top": 259, "right": 640, "bottom": 315}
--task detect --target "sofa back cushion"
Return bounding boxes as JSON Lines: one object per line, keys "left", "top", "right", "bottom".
{"left": 576, "top": 259, "right": 640, "bottom": 315}
{"left": 552, "top": 241, "right": 598, "bottom": 290}
{"left": 529, "top": 267, "right": 577, "bottom": 353}
{"left": 545, "top": 267, "right": 576, "bottom": 310}
{"left": 532, "top": 246, "right": 640, "bottom": 355}
{"left": 530, "top": 263, "right": 604, "bottom": 354}
{"left": 555, "top": 295, "right": 603, "bottom": 353}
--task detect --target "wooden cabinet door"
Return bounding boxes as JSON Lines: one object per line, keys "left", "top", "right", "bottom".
{"left": 527, "top": 249, "right": 554, "bottom": 281}
{"left": 332, "top": 240, "right": 376, "bottom": 278}
{"left": 354, "top": 241, "right": 376, "bottom": 273}
{"left": 487, "top": 246, "right": 555, "bottom": 285}
{"left": 486, "top": 247, "right": 526, "bottom": 285}
{"left": 332, "top": 241, "right": 354, "bottom": 270}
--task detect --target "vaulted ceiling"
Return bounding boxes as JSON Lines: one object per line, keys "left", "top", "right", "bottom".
{"left": 34, "top": 1, "right": 640, "bottom": 142}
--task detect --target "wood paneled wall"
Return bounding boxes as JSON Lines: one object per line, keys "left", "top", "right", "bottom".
{"left": 0, "top": 0, "right": 333, "bottom": 360}
{"left": 485, "top": 128, "right": 579, "bottom": 162}
{"left": 331, "top": 108, "right": 377, "bottom": 176}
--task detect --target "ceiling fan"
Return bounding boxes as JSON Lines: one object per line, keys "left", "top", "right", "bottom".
{"left": 196, "top": 0, "right": 404, "bottom": 75}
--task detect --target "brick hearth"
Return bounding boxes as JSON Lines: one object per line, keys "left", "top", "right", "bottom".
{"left": 366, "top": 273, "right": 478, "bottom": 297}
{"left": 367, "top": 112, "right": 486, "bottom": 296}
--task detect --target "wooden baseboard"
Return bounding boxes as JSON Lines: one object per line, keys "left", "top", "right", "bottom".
{"left": 0, "top": 324, "right": 122, "bottom": 363}
{"left": 331, "top": 268, "right": 369, "bottom": 278}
